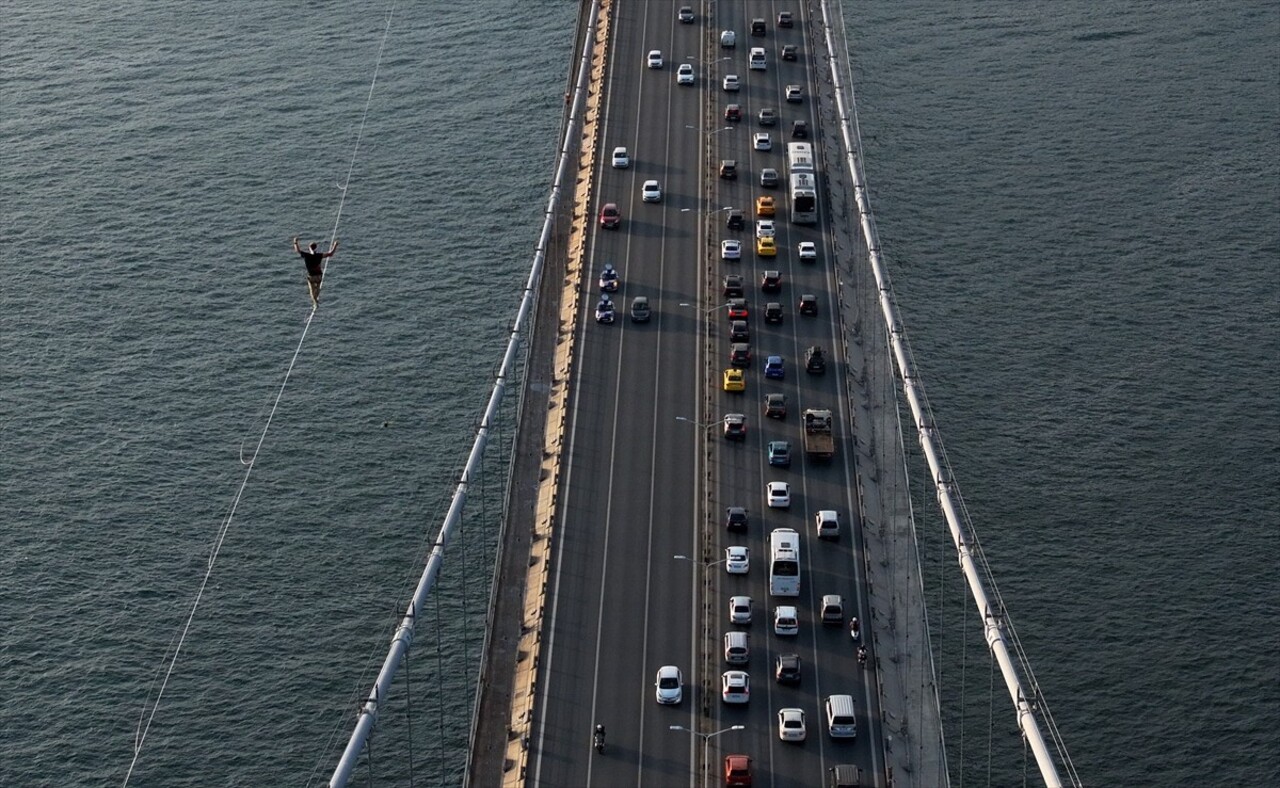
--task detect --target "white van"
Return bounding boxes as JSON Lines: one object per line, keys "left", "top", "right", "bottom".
{"left": 749, "top": 47, "right": 766, "bottom": 70}
{"left": 825, "top": 694, "right": 858, "bottom": 738}
{"left": 774, "top": 605, "right": 799, "bottom": 636}
{"left": 723, "top": 630, "right": 750, "bottom": 665}
{"left": 815, "top": 509, "right": 841, "bottom": 540}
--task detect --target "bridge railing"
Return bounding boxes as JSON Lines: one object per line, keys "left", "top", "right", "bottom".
{"left": 816, "top": 1, "right": 1081, "bottom": 785}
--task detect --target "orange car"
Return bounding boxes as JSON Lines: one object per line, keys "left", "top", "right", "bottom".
{"left": 755, "top": 196, "right": 776, "bottom": 217}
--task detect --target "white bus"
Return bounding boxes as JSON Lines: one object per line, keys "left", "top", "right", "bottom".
{"left": 786, "top": 142, "right": 814, "bottom": 176}
{"left": 769, "top": 528, "right": 801, "bottom": 597}
{"left": 789, "top": 172, "right": 818, "bottom": 224}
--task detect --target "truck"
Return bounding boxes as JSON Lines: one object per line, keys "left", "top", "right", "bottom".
{"left": 802, "top": 408, "right": 835, "bottom": 460}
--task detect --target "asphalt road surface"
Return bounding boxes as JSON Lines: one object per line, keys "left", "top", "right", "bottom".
{"left": 532, "top": 2, "right": 885, "bottom": 785}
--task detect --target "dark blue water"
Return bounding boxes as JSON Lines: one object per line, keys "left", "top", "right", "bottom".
{"left": 2, "top": 0, "right": 1275, "bottom": 785}
{"left": 847, "top": 1, "right": 1279, "bottom": 785}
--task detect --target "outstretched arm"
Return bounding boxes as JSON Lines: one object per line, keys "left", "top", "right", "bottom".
{"left": 292, "top": 236, "right": 302, "bottom": 253}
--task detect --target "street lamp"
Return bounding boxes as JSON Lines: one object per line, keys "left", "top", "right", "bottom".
{"left": 674, "top": 553, "right": 727, "bottom": 568}
{"left": 669, "top": 724, "right": 746, "bottom": 784}
{"left": 675, "top": 415, "right": 720, "bottom": 429}
{"left": 678, "top": 301, "right": 732, "bottom": 316}
{"left": 684, "top": 124, "right": 735, "bottom": 135}
{"left": 679, "top": 205, "right": 734, "bottom": 215}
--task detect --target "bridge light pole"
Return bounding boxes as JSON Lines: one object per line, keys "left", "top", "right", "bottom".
{"left": 669, "top": 724, "right": 745, "bottom": 786}
{"left": 684, "top": 124, "right": 735, "bottom": 135}
{"left": 674, "top": 415, "right": 720, "bottom": 429}
{"left": 674, "top": 553, "right": 728, "bottom": 569}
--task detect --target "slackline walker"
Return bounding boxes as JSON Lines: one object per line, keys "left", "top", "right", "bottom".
{"left": 294, "top": 236, "right": 340, "bottom": 307}
{"left": 123, "top": 5, "right": 398, "bottom": 784}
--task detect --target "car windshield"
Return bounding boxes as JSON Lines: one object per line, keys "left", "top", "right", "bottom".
{"left": 659, "top": 677, "right": 678, "bottom": 688}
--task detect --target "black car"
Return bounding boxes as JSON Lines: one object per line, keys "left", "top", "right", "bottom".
{"left": 678, "top": 5, "right": 694, "bottom": 23}
{"left": 791, "top": 120, "right": 809, "bottom": 139}
{"left": 730, "top": 320, "right": 749, "bottom": 342}
{"left": 805, "top": 345, "right": 826, "bottom": 373}
{"left": 725, "top": 506, "right": 749, "bottom": 532}
{"left": 781, "top": 44, "right": 798, "bottom": 61}
{"left": 727, "top": 210, "right": 746, "bottom": 230}
{"left": 775, "top": 653, "right": 802, "bottom": 685}
{"left": 798, "top": 293, "right": 818, "bottom": 315}
{"left": 764, "top": 302, "right": 783, "bottom": 324}
{"left": 723, "top": 413, "right": 747, "bottom": 441}
{"left": 723, "top": 274, "right": 745, "bottom": 297}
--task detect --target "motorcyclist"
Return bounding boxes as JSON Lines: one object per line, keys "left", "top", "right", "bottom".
{"left": 857, "top": 645, "right": 868, "bottom": 666}
{"left": 593, "top": 723, "right": 606, "bottom": 751}
{"left": 849, "top": 616, "right": 860, "bottom": 639}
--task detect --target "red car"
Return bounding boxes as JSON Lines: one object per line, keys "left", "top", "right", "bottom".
{"left": 727, "top": 298, "right": 749, "bottom": 320}
{"left": 725, "top": 104, "right": 742, "bottom": 122}
{"left": 724, "top": 753, "right": 753, "bottom": 786}
{"left": 599, "top": 202, "right": 621, "bottom": 229}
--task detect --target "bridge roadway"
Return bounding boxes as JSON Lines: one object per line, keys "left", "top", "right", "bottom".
{"left": 532, "top": 1, "right": 885, "bottom": 785}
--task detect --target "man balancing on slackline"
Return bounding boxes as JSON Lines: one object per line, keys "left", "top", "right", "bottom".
{"left": 292, "top": 236, "right": 339, "bottom": 307}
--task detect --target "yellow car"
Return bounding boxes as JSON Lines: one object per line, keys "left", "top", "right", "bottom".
{"left": 722, "top": 368, "right": 746, "bottom": 392}
{"left": 755, "top": 195, "right": 776, "bottom": 217}
{"left": 756, "top": 236, "right": 777, "bottom": 257}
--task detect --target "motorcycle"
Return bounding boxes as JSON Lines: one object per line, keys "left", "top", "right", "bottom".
{"left": 857, "top": 646, "right": 868, "bottom": 667}
{"left": 849, "top": 616, "right": 860, "bottom": 642}
{"left": 593, "top": 724, "right": 605, "bottom": 754}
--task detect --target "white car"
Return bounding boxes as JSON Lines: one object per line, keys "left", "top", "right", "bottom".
{"left": 755, "top": 220, "right": 776, "bottom": 239}
{"left": 655, "top": 665, "right": 683, "bottom": 704}
{"left": 725, "top": 545, "right": 749, "bottom": 574}
{"left": 721, "top": 239, "right": 742, "bottom": 260}
{"left": 753, "top": 132, "right": 772, "bottom": 151}
{"left": 767, "top": 480, "right": 791, "bottom": 508}
{"left": 798, "top": 241, "right": 817, "bottom": 261}
{"left": 785, "top": 84, "right": 803, "bottom": 103}
{"left": 815, "top": 509, "right": 841, "bottom": 540}
{"left": 729, "top": 595, "right": 752, "bottom": 624}
{"left": 778, "top": 708, "right": 807, "bottom": 741}
{"left": 611, "top": 146, "right": 630, "bottom": 169}
{"left": 723, "top": 74, "right": 740, "bottom": 92}
{"left": 676, "top": 63, "right": 695, "bottom": 85}
{"left": 720, "top": 30, "right": 737, "bottom": 48}
{"left": 721, "top": 670, "right": 751, "bottom": 704}
{"left": 641, "top": 180, "right": 662, "bottom": 203}
{"left": 774, "top": 605, "right": 799, "bottom": 636}
{"left": 647, "top": 50, "right": 663, "bottom": 69}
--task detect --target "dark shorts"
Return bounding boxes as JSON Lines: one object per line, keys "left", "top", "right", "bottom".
{"left": 307, "top": 272, "right": 324, "bottom": 285}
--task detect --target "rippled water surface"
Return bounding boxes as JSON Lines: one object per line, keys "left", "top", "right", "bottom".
{"left": 2, "top": 1, "right": 1276, "bottom": 785}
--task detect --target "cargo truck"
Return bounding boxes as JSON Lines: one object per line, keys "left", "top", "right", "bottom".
{"left": 802, "top": 408, "right": 835, "bottom": 460}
